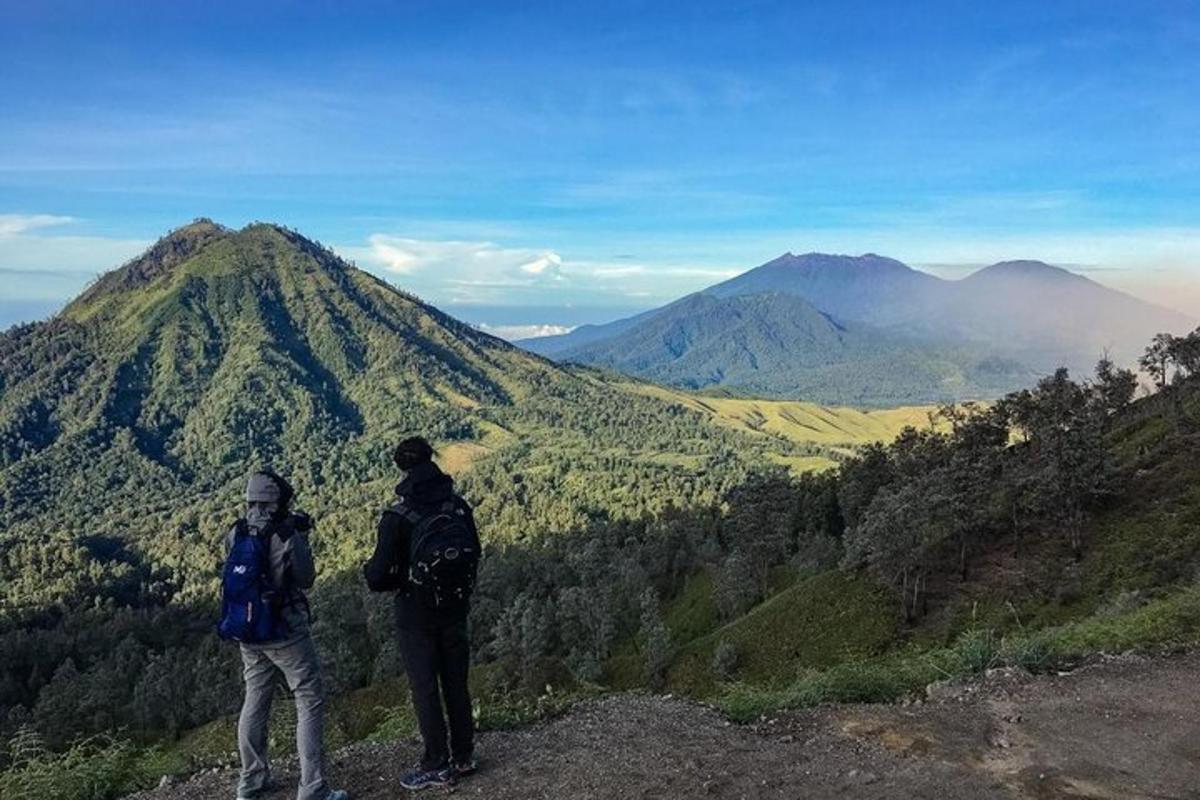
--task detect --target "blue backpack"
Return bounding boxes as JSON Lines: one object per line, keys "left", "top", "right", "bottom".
{"left": 217, "top": 520, "right": 290, "bottom": 643}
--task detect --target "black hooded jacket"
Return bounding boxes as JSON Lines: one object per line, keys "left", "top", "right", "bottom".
{"left": 363, "top": 461, "right": 479, "bottom": 627}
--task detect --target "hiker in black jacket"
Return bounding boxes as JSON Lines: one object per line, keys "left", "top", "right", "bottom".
{"left": 363, "top": 437, "right": 480, "bottom": 791}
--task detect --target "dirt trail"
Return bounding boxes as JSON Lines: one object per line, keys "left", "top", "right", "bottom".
{"left": 135, "top": 652, "right": 1200, "bottom": 800}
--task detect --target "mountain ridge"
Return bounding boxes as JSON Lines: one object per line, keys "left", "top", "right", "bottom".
{"left": 544, "top": 290, "right": 1035, "bottom": 405}
{"left": 521, "top": 251, "right": 1194, "bottom": 397}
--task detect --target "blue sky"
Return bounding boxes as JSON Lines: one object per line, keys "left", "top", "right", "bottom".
{"left": 2, "top": 0, "right": 1199, "bottom": 334}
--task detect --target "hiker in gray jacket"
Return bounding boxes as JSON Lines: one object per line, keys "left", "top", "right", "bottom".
{"left": 220, "top": 470, "right": 347, "bottom": 800}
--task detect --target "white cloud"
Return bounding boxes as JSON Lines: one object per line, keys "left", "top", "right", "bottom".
{"left": 365, "top": 234, "right": 424, "bottom": 273}
{"left": 518, "top": 252, "right": 564, "bottom": 278}
{"left": 0, "top": 231, "right": 150, "bottom": 301}
{"left": 355, "top": 235, "right": 568, "bottom": 284}
{"left": 338, "top": 234, "right": 734, "bottom": 306}
{"left": 475, "top": 323, "right": 575, "bottom": 341}
{"left": 337, "top": 225, "right": 1200, "bottom": 319}
{"left": 0, "top": 214, "right": 75, "bottom": 237}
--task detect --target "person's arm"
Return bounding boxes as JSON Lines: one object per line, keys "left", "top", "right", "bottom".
{"left": 461, "top": 500, "right": 481, "bottom": 549}
{"left": 270, "top": 513, "right": 316, "bottom": 590}
{"left": 217, "top": 524, "right": 237, "bottom": 576}
{"left": 285, "top": 527, "right": 317, "bottom": 590}
{"left": 363, "top": 510, "right": 408, "bottom": 592}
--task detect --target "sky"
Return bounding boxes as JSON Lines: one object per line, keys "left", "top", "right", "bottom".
{"left": 2, "top": 0, "right": 1199, "bottom": 336}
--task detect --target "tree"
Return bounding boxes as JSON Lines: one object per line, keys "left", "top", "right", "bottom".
{"left": 1139, "top": 333, "right": 1177, "bottom": 390}
{"left": 1093, "top": 355, "right": 1138, "bottom": 417}
{"left": 558, "top": 586, "right": 615, "bottom": 683}
{"left": 1168, "top": 329, "right": 1200, "bottom": 379}
{"left": 713, "top": 549, "right": 758, "bottom": 620}
{"left": 940, "top": 406, "right": 1007, "bottom": 578}
{"left": 850, "top": 483, "right": 937, "bottom": 621}
{"left": 639, "top": 589, "right": 672, "bottom": 691}
{"left": 1019, "top": 369, "right": 1111, "bottom": 559}
{"left": 837, "top": 443, "right": 893, "bottom": 531}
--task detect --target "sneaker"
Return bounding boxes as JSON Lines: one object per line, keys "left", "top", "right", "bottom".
{"left": 399, "top": 767, "right": 453, "bottom": 790}
{"left": 451, "top": 759, "right": 478, "bottom": 778}
{"left": 236, "top": 780, "right": 277, "bottom": 800}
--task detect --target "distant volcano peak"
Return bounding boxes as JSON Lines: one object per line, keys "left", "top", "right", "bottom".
{"left": 758, "top": 251, "right": 915, "bottom": 272}
{"left": 965, "top": 259, "right": 1086, "bottom": 284}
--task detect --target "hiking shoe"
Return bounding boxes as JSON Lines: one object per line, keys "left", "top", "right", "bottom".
{"left": 325, "top": 791, "right": 349, "bottom": 800}
{"left": 236, "top": 780, "right": 277, "bottom": 800}
{"left": 399, "top": 767, "right": 453, "bottom": 790}
{"left": 451, "top": 758, "right": 478, "bottom": 777}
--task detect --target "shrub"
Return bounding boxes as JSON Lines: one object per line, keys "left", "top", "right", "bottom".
{"left": 0, "top": 728, "right": 151, "bottom": 800}
{"left": 1002, "top": 634, "right": 1054, "bottom": 673}
{"left": 952, "top": 628, "right": 1001, "bottom": 674}
{"left": 712, "top": 640, "right": 738, "bottom": 682}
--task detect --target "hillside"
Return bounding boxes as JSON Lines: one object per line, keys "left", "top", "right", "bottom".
{"left": 706, "top": 251, "right": 945, "bottom": 325}
{"left": 123, "top": 653, "right": 1200, "bottom": 800}
{"left": 522, "top": 252, "right": 1194, "bottom": 400}
{"left": 545, "top": 291, "right": 1034, "bottom": 405}
{"left": 5, "top": 221, "right": 1200, "bottom": 800}
{"left": 0, "top": 220, "right": 800, "bottom": 608}
{"left": 612, "top": 379, "right": 943, "bottom": 471}
{"left": 0, "top": 220, "right": 935, "bottom": 778}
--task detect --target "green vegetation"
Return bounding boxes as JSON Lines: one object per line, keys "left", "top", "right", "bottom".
{"left": 625, "top": 381, "right": 940, "bottom": 450}
{"left": 547, "top": 291, "right": 1034, "bottom": 406}
{"left": 3, "top": 221, "right": 1200, "bottom": 800}
{"left": 713, "top": 585, "right": 1200, "bottom": 722}
{"left": 668, "top": 572, "right": 896, "bottom": 694}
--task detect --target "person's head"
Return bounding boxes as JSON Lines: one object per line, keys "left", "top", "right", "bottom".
{"left": 392, "top": 436, "right": 434, "bottom": 477}
{"left": 245, "top": 469, "right": 294, "bottom": 529}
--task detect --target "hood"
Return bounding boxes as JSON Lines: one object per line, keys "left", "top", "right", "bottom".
{"left": 395, "top": 461, "right": 455, "bottom": 506}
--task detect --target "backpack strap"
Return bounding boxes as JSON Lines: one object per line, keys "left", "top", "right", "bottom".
{"left": 392, "top": 499, "right": 425, "bottom": 528}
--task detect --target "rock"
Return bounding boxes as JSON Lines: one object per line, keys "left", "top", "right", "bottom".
{"left": 925, "top": 678, "right": 967, "bottom": 702}
{"left": 157, "top": 775, "right": 174, "bottom": 788}
{"left": 844, "top": 768, "right": 879, "bottom": 786}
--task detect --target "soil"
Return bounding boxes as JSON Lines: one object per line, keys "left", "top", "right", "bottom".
{"left": 132, "top": 651, "right": 1200, "bottom": 800}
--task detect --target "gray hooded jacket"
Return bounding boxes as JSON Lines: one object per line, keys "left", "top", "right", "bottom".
{"left": 224, "top": 513, "right": 316, "bottom": 646}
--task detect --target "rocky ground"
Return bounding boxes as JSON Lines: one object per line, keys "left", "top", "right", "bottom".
{"left": 133, "top": 651, "right": 1200, "bottom": 799}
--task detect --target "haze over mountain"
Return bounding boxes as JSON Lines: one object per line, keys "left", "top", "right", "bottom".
{"left": 522, "top": 252, "right": 1194, "bottom": 403}
{"left": 547, "top": 290, "right": 1034, "bottom": 406}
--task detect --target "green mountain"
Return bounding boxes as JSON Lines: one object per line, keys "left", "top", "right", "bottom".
{"left": 3, "top": 221, "right": 1200, "bottom": 800}
{"left": 542, "top": 290, "right": 1035, "bottom": 405}
{"left": 523, "top": 252, "right": 1195, "bottom": 400}
{"left": 10, "top": 218, "right": 516, "bottom": 479}
{"left": 3, "top": 220, "right": 932, "bottom": 755}
{"left": 0, "top": 220, "right": 791, "bottom": 756}
{"left": 2, "top": 220, "right": 809, "bottom": 611}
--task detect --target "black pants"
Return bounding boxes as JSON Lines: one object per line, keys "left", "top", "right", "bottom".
{"left": 397, "top": 618, "right": 473, "bottom": 771}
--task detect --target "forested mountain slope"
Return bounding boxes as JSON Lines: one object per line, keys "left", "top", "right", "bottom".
{"left": 4, "top": 221, "right": 1200, "bottom": 800}
{"left": 0, "top": 220, "right": 900, "bottom": 760}
{"left": 542, "top": 290, "right": 1034, "bottom": 405}
{"left": 0, "top": 220, "right": 799, "bottom": 610}
{"left": 522, "top": 252, "right": 1194, "bottom": 401}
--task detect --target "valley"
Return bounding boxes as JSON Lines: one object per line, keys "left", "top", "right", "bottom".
{"left": 3, "top": 222, "right": 1200, "bottom": 800}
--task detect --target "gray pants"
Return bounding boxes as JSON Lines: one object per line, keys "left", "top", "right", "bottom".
{"left": 237, "top": 636, "right": 328, "bottom": 800}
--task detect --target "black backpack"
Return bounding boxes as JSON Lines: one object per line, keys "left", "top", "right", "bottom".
{"left": 401, "top": 499, "right": 479, "bottom": 609}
